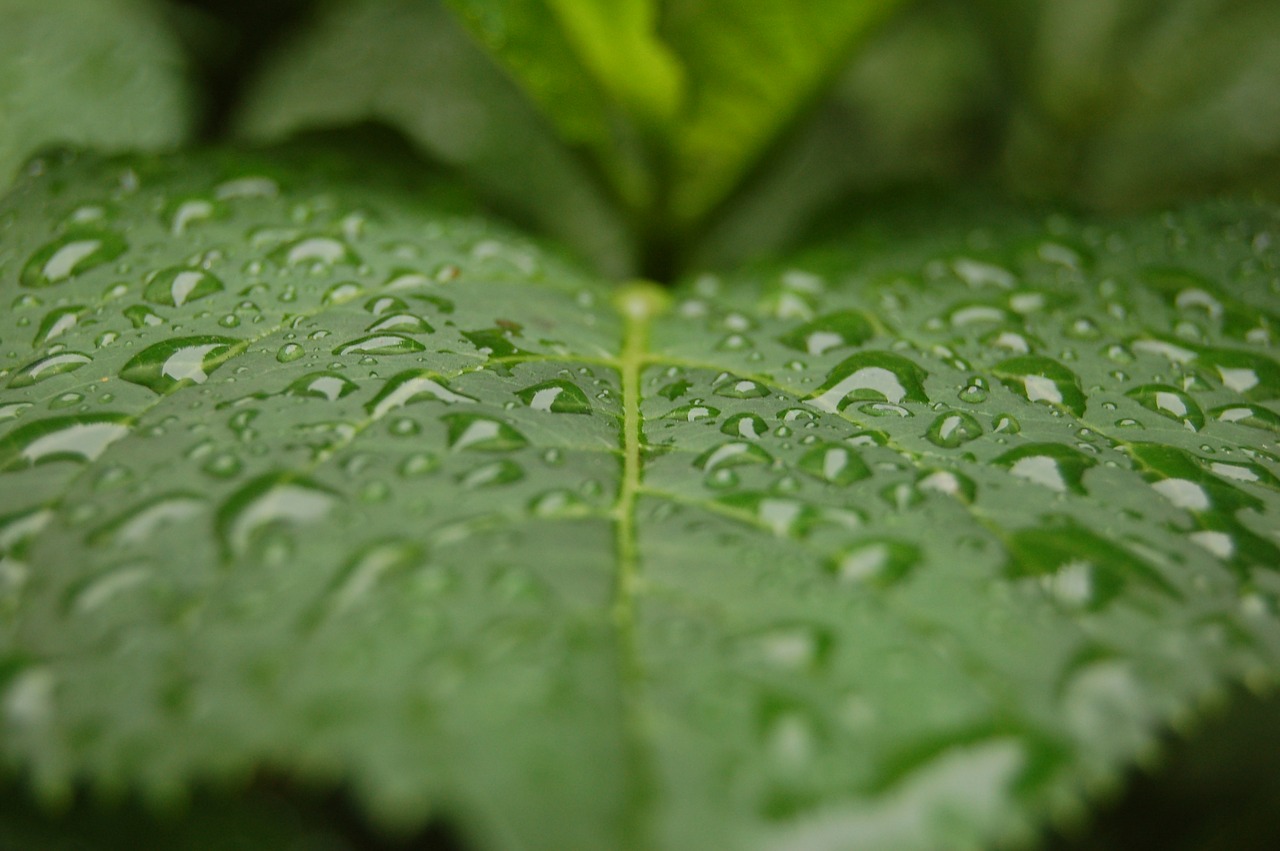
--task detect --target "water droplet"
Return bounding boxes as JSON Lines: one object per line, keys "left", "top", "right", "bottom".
{"left": 953, "top": 257, "right": 1016, "bottom": 289}
{"left": 778, "top": 311, "right": 873, "bottom": 355}
{"left": 20, "top": 231, "right": 127, "bottom": 287}
{"left": 0, "top": 414, "right": 131, "bottom": 471}
{"left": 529, "top": 489, "right": 589, "bottom": 517}
{"left": 662, "top": 404, "right": 719, "bottom": 422}
{"left": 695, "top": 441, "right": 773, "bottom": 472}
{"left": 119, "top": 336, "right": 239, "bottom": 394}
{"left": 718, "top": 493, "right": 818, "bottom": 538}
{"left": 215, "top": 176, "right": 279, "bottom": 199}
{"left": 459, "top": 459, "right": 523, "bottom": 488}
{"left": 285, "top": 371, "right": 359, "bottom": 401}
{"left": 442, "top": 413, "right": 528, "bottom": 452}
{"left": 828, "top": 539, "right": 920, "bottom": 586}
{"left": 797, "top": 443, "right": 869, "bottom": 485}
{"left": 201, "top": 452, "right": 242, "bottom": 478}
{"left": 994, "top": 444, "right": 1095, "bottom": 494}
{"left": 917, "top": 469, "right": 976, "bottom": 502}
{"left": 33, "top": 305, "right": 87, "bottom": 345}
{"left": 322, "top": 281, "right": 364, "bottom": 305}
{"left": 7, "top": 352, "right": 92, "bottom": 388}
{"left": 273, "top": 236, "right": 358, "bottom": 268}
{"left": 399, "top": 452, "right": 438, "bottom": 477}
{"left": 1006, "top": 521, "right": 1177, "bottom": 609}
{"left": 516, "top": 380, "right": 592, "bottom": 414}
{"left": 143, "top": 267, "right": 224, "bottom": 307}
{"left": 365, "top": 313, "right": 434, "bottom": 335}
{"left": 740, "top": 625, "right": 831, "bottom": 670}
{"left": 123, "top": 304, "right": 165, "bottom": 328}
{"left": 806, "top": 352, "right": 929, "bottom": 412}
{"left": 216, "top": 473, "right": 340, "bottom": 558}
{"left": 329, "top": 540, "right": 425, "bottom": 613}
{"left": 714, "top": 377, "right": 770, "bottom": 399}
{"left": 721, "top": 413, "right": 768, "bottom": 440}
{"left": 1125, "top": 385, "right": 1205, "bottom": 431}
{"left": 332, "top": 334, "right": 425, "bottom": 356}
{"left": 88, "top": 493, "right": 204, "bottom": 547}
{"left": 958, "top": 381, "right": 989, "bottom": 404}
{"left": 993, "top": 356, "right": 1085, "bottom": 417}
{"left": 366, "top": 371, "right": 476, "bottom": 417}
{"left": 1210, "top": 404, "right": 1280, "bottom": 433}
{"left": 276, "top": 343, "right": 305, "bottom": 363}
{"left": 925, "top": 411, "right": 983, "bottom": 448}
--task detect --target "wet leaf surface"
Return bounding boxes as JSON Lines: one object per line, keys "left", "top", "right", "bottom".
{"left": 0, "top": 146, "right": 1278, "bottom": 851}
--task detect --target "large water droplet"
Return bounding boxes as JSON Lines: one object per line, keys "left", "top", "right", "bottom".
{"left": 119, "top": 336, "right": 239, "bottom": 394}
{"left": 216, "top": 473, "right": 340, "bottom": 558}
{"left": 442, "top": 413, "right": 528, "bottom": 452}
{"left": 1210, "top": 404, "right": 1280, "bottom": 433}
{"left": 714, "top": 377, "right": 770, "bottom": 399}
{"left": 33, "top": 305, "right": 87, "bottom": 345}
{"left": 721, "top": 413, "right": 768, "bottom": 440}
{"left": 925, "top": 411, "right": 983, "bottom": 448}
{"left": 1125, "top": 385, "right": 1205, "bottom": 432}
{"left": 365, "top": 313, "right": 434, "bottom": 335}
{"left": 367, "top": 371, "right": 476, "bottom": 417}
{"left": 993, "top": 356, "right": 1085, "bottom": 417}
{"left": 806, "top": 352, "right": 928, "bottom": 413}
{"left": 0, "top": 414, "right": 131, "bottom": 471}
{"left": 328, "top": 539, "right": 425, "bottom": 614}
{"left": 20, "top": 231, "right": 127, "bottom": 287}
{"left": 516, "top": 380, "right": 592, "bottom": 414}
{"left": 718, "top": 493, "right": 819, "bottom": 538}
{"left": 797, "top": 443, "right": 869, "bottom": 486}
{"left": 273, "top": 236, "right": 358, "bottom": 268}
{"left": 332, "top": 334, "right": 426, "bottom": 356}
{"left": 828, "top": 539, "right": 920, "bottom": 586}
{"left": 143, "top": 267, "right": 224, "bottom": 307}
{"left": 662, "top": 404, "right": 719, "bottom": 422}
{"left": 695, "top": 441, "right": 773, "bottom": 472}
{"left": 88, "top": 492, "right": 204, "bottom": 547}
{"left": 286, "top": 371, "right": 359, "bottom": 402}
{"left": 994, "top": 443, "right": 1095, "bottom": 494}
{"left": 7, "top": 352, "right": 92, "bottom": 388}
{"left": 459, "top": 459, "right": 524, "bottom": 488}
{"left": 778, "top": 311, "right": 873, "bottom": 355}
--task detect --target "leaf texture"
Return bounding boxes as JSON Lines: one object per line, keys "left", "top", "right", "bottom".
{"left": 1, "top": 148, "right": 1279, "bottom": 851}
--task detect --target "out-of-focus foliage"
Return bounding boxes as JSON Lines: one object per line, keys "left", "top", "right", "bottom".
{"left": 0, "top": 0, "right": 191, "bottom": 186}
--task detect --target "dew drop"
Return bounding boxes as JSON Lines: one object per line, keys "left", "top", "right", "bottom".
{"left": 0, "top": 414, "right": 131, "bottom": 471}
{"left": 797, "top": 443, "right": 869, "bottom": 486}
{"left": 7, "top": 352, "right": 92, "bottom": 388}
{"left": 216, "top": 473, "right": 340, "bottom": 558}
{"left": 516, "top": 379, "right": 592, "bottom": 414}
{"left": 285, "top": 371, "right": 359, "bottom": 401}
{"left": 925, "top": 411, "right": 983, "bottom": 448}
{"left": 119, "top": 336, "right": 239, "bottom": 394}
{"left": 806, "top": 352, "right": 929, "bottom": 412}
{"left": 829, "top": 539, "right": 920, "bottom": 586}
{"left": 332, "top": 334, "right": 426, "bottom": 356}
{"left": 20, "top": 231, "right": 127, "bottom": 287}
{"left": 366, "top": 371, "right": 476, "bottom": 417}
{"left": 442, "top": 413, "right": 528, "bottom": 452}
{"left": 143, "top": 267, "right": 224, "bottom": 307}
{"left": 721, "top": 413, "right": 768, "bottom": 440}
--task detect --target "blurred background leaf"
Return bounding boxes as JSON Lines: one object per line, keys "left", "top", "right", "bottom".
{"left": 0, "top": 0, "right": 191, "bottom": 188}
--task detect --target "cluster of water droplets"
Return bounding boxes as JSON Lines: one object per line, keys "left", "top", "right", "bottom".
{"left": 1, "top": 150, "right": 1278, "bottom": 844}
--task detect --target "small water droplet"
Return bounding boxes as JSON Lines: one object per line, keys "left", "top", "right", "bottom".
{"left": 807, "top": 352, "right": 929, "bottom": 412}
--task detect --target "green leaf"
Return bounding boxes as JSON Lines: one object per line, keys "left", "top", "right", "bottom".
{"left": 0, "top": 0, "right": 190, "bottom": 188}
{"left": 237, "top": 0, "right": 634, "bottom": 278}
{"left": 2, "top": 147, "right": 1280, "bottom": 851}
{"left": 972, "top": 0, "right": 1280, "bottom": 206}
{"left": 446, "top": 0, "right": 905, "bottom": 228}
